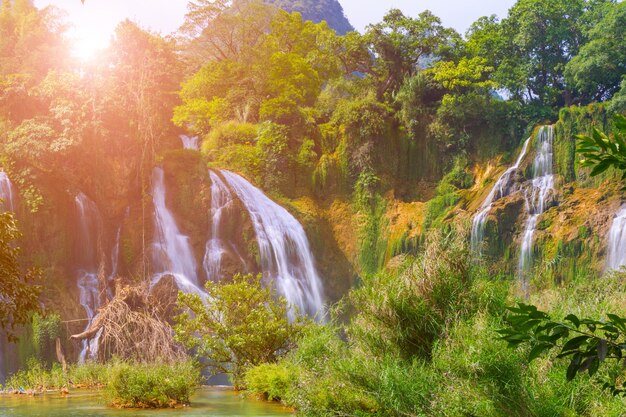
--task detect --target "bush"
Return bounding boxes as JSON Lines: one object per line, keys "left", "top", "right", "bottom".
{"left": 5, "top": 358, "right": 66, "bottom": 391}
{"left": 175, "top": 273, "right": 306, "bottom": 388}
{"left": 201, "top": 122, "right": 258, "bottom": 156}
{"left": 245, "top": 363, "right": 296, "bottom": 401}
{"left": 104, "top": 360, "right": 199, "bottom": 408}
{"left": 4, "top": 359, "right": 195, "bottom": 409}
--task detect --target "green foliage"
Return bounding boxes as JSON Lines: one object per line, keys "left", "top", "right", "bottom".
{"left": 349, "top": 227, "right": 478, "bottom": 360}
{"left": 353, "top": 171, "right": 387, "bottom": 275}
{"left": 363, "top": 9, "right": 460, "bottom": 99}
{"left": 104, "top": 359, "right": 199, "bottom": 408}
{"left": 499, "top": 303, "right": 626, "bottom": 395}
{"left": 577, "top": 114, "right": 626, "bottom": 182}
{"left": 5, "top": 358, "right": 66, "bottom": 391}
{"left": 244, "top": 362, "right": 296, "bottom": 401}
{"left": 256, "top": 122, "right": 291, "bottom": 192}
{"left": 264, "top": 0, "right": 354, "bottom": 35}
{"left": 565, "top": 2, "right": 626, "bottom": 102}
{"left": 174, "top": 273, "right": 306, "bottom": 388}
{"left": 6, "top": 359, "right": 198, "bottom": 408}
{"left": 31, "top": 313, "right": 61, "bottom": 362}
{"left": 423, "top": 158, "right": 472, "bottom": 230}
{"left": 202, "top": 122, "right": 258, "bottom": 156}
{"left": 0, "top": 211, "right": 41, "bottom": 341}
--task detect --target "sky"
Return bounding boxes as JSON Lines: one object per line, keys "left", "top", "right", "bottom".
{"left": 34, "top": 0, "right": 517, "bottom": 59}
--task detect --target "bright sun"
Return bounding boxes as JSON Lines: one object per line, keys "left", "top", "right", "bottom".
{"left": 72, "top": 34, "right": 106, "bottom": 61}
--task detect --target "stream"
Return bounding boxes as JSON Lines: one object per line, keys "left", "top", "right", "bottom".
{"left": 0, "top": 387, "right": 292, "bottom": 417}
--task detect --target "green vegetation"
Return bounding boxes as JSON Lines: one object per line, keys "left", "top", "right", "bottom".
{"left": 104, "top": 360, "right": 199, "bottom": 408}
{"left": 245, "top": 230, "right": 626, "bottom": 416}
{"left": 175, "top": 274, "right": 307, "bottom": 388}
{"left": 0, "top": 210, "right": 41, "bottom": 341}
{"left": 499, "top": 301, "right": 626, "bottom": 395}
{"left": 2, "top": 0, "right": 626, "bottom": 414}
{"left": 577, "top": 114, "right": 626, "bottom": 180}
{"left": 5, "top": 359, "right": 198, "bottom": 409}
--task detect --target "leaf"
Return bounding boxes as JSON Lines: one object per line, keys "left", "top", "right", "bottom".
{"left": 590, "top": 160, "right": 611, "bottom": 177}
{"left": 598, "top": 339, "right": 608, "bottom": 361}
{"left": 589, "top": 357, "right": 600, "bottom": 377}
{"left": 567, "top": 353, "right": 582, "bottom": 381}
{"left": 528, "top": 343, "right": 552, "bottom": 362}
{"left": 564, "top": 314, "right": 580, "bottom": 328}
{"left": 561, "top": 335, "right": 588, "bottom": 353}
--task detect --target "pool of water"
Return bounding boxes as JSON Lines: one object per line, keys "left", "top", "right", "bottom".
{"left": 0, "top": 387, "right": 293, "bottom": 417}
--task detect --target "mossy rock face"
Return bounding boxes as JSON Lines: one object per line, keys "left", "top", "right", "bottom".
{"left": 162, "top": 150, "right": 211, "bottom": 271}
{"left": 482, "top": 193, "right": 526, "bottom": 260}
{"left": 283, "top": 197, "right": 355, "bottom": 304}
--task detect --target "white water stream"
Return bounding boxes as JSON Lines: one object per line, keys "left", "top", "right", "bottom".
{"left": 219, "top": 170, "right": 325, "bottom": 319}
{"left": 150, "top": 167, "right": 204, "bottom": 296}
{"left": 606, "top": 207, "right": 626, "bottom": 271}
{"left": 518, "top": 126, "right": 555, "bottom": 283}
{"left": 74, "top": 192, "right": 103, "bottom": 362}
{"left": 471, "top": 138, "right": 531, "bottom": 253}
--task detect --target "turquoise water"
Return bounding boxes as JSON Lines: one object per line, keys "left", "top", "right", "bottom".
{"left": 0, "top": 388, "right": 293, "bottom": 416}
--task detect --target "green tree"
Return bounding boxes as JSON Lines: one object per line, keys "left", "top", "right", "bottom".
{"left": 0, "top": 211, "right": 41, "bottom": 341}
{"left": 179, "top": 0, "right": 275, "bottom": 67}
{"left": 502, "top": 0, "right": 585, "bottom": 106}
{"left": 174, "top": 273, "right": 306, "bottom": 388}
{"left": 363, "top": 9, "right": 459, "bottom": 100}
{"left": 565, "top": 1, "right": 626, "bottom": 102}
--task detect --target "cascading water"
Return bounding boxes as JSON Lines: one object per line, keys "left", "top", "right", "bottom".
{"left": 180, "top": 134, "right": 199, "bottom": 150}
{"left": 518, "top": 126, "right": 555, "bottom": 283}
{"left": 219, "top": 170, "right": 325, "bottom": 319}
{"left": 471, "top": 138, "right": 531, "bottom": 253}
{"left": 0, "top": 172, "right": 14, "bottom": 212}
{"left": 203, "top": 171, "right": 236, "bottom": 281}
{"left": 151, "top": 167, "right": 203, "bottom": 295}
{"left": 606, "top": 207, "right": 626, "bottom": 271}
{"left": 74, "top": 193, "right": 103, "bottom": 362}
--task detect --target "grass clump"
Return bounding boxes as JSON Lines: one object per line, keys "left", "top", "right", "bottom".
{"left": 5, "top": 359, "right": 199, "bottom": 409}
{"left": 104, "top": 359, "right": 199, "bottom": 409}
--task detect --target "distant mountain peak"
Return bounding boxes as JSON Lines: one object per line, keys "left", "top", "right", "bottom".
{"left": 264, "top": 0, "right": 354, "bottom": 35}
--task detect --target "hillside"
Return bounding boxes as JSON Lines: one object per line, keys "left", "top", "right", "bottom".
{"left": 265, "top": 0, "right": 354, "bottom": 34}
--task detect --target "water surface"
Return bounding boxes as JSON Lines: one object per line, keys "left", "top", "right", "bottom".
{"left": 0, "top": 387, "right": 292, "bottom": 417}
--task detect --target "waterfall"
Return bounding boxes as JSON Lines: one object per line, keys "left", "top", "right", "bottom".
{"left": 74, "top": 192, "right": 103, "bottom": 362}
{"left": 0, "top": 172, "right": 14, "bottom": 212}
{"left": 518, "top": 126, "right": 555, "bottom": 282}
{"left": 471, "top": 138, "right": 531, "bottom": 252}
{"left": 606, "top": 207, "right": 626, "bottom": 271}
{"left": 151, "top": 167, "right": 203, "bottom": 295}
{"left": 203, "top": 171, "right": 235, "bottom": 281}
{"left": 180, "top": 134, "right": 199, "bottom": 150}
{"left": 219, "top": 170, "right": 325, "bottom": 319}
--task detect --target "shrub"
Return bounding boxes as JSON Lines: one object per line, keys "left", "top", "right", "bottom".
{"left": 202, "top": 122, "right": 258, "bottom": 156}
{"left": 349, "top": 227, "right": 476, "bottom": 360}
{"left": 104, "top": 360, "right": 199, "bottom": 408}
{"left": 175, "top": 273, "right": 307, "bottom": 388}
{"left": 5, "top": 358, "right": 66, "bottom": 391}
{"left": 244, "top": 363, "right": 296, "bottom": 401}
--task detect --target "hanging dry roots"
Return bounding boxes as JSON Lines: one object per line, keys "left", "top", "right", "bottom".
{"left": 71, "top": 283, "right": 184, "bottom": 363}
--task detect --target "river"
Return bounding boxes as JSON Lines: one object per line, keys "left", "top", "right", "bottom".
{"left": 0, "top": 387, "right": 292, "bottom": 417}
